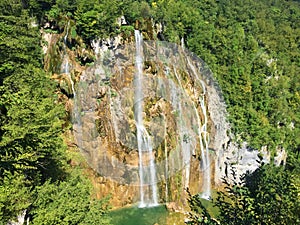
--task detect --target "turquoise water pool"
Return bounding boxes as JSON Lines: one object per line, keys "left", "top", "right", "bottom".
{"left": 109, "top": 205, "right": 169, "bottom": 225}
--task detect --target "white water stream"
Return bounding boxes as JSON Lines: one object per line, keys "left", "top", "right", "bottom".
{"left": 62, "top": 21, "right": 75, "bottom": 97}
{"left": 134, "top": 30, "right": 159, "bottom": 207}
{"left": 173, "top": 69, "right": 191, "bottom": 189}
{"left": 186, "top": 56, "right": 211, "bottom": 199}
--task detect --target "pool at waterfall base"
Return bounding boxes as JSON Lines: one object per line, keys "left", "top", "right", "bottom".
{"left": 109, "top": 205, "right": 185, "bottom": 225}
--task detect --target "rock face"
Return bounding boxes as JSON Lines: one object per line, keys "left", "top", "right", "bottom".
{"left": 71, "top": 37, "right": 229, "bottom": 207}
{"left": 44, "top": 25, "right": 287, "bottom": 208}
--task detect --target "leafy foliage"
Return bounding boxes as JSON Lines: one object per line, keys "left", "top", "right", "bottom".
{"left": 0, "top": 66, "right": 66, "bottom": 181}
{"left": 31, "top": 173, "right": 111, "bottom": 225}
{"left": 1, "top": 0, "right": 300, "bottom": 224}
{"left": 187, "top": 189, "right": 219, "bottom": 225}
{"left": 0, "top": 1, "right": 111, "bottom": 224}
{"left": 215, "top": 176, "right": 257, "bottom": 225}
{"left": 188, "top": 158, "right": 300, "bottom": 224}
{"left": 244, "top": 160, "right": 300, "bottom": 224}
{"left": 0, "top": 173, "right": 32, "bottom": 223}
{"left": 152, "top": 0, "right": 300, "bottom": 154}
{"left": 0, "top": 1, "right": 66, "bottom": 222}
{"left": 74, "top": 0, "right": 123, "bottom": 42}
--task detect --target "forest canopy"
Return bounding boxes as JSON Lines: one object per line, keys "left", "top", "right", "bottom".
{"left": 0, "top": 0, "right": 299, "bottom": 224}
{"left": 23, "top": 0, "right": 300, "bottom": 154}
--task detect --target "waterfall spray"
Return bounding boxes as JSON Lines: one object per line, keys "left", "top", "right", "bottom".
{"left": 186, "top": 56, "right": 211, "bottom": 199}
{"left": 134, "top": 30, "right": 159, "bottom": 207}
{"left": 163, "top": 114, "right": 169, "bottom": 202}
{"left": 199, "top": 81, "right": 211, "bottom": 199}
{"left": 62, "top": 21, "right": 75, "bottom": 97}
{"left": 173, "top": 69, "right": 191, "bottom": 189}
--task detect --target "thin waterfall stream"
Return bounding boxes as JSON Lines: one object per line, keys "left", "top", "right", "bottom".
{"left": 134, "top": 30, "right": 159, "bottom": 207}
{"left": 186, "top": 56, "right": 211, "bottom": 199}
{"left": 62, "top": 21, "right": 75, "bottom": 97}
{"left": 173, "top": 68, "right": 191, "bottom": 189}
{"left": 72, "top": 32, "right": 221, "bottom": 209}
{"left": 163, "top": 114, "right": 169, "bottom": 202}
{"left": 199, "top": 81, "right": 211, "bottom": 199}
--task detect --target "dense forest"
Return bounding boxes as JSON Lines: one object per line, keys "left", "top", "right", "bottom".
{"left": 0, "top": 0, "right": 299, "bottom": 224}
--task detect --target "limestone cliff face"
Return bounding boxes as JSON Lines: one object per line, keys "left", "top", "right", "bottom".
{"left": 43, "top": 23, "right": 286, "bottom": 208}
{"left": 69, "top": 37, "right": 230, "bottom": 207}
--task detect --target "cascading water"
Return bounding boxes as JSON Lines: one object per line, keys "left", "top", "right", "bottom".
{"left": 71, "top": 34, "right": 225, "bottom": 208}
{"left": 163, "top": 114, "right": 169, "bottom": 202}
{"left": 173, "top": 69, "right": 191, "bottom": 189}
{"left": 186, "top": 57, "right": 211, "bottom": 199}
{"left": 181, "top": 37, "right": 185, "bottom": 50}
{"left": 134, "top": 30, "right": 159, "bottom": 207}
{"left": 62, "top": 21, "right": 75, "bottom": 97}
{"left": 64, "top": 20, "right": 81, "bottom": 151}
{"left": 199, "top": 81, "right": 211, "bottom": 199}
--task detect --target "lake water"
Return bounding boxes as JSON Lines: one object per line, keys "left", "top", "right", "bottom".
{"left": 109, "top": 205, "right": 185, "bottom": 225}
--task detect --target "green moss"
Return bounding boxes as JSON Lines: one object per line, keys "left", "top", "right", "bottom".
{"left": 71, "top": 26, "right": 77, "bottom": 38}
{"left": 121, "top": 25, "right": 135, "bottom": 39}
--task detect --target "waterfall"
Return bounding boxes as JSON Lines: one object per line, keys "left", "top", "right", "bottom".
{"left": 64, "top": 20, "right": 81, "bottom": 151}
{"left": 62, "top": 21, "right": 75, "bottom": 97}
{"left": 173, "top": 69, "right": 191, "bottom": 189}
{"left": 70, "top": 30, "right": 225, "bottom": 208}
{"left": 134, "top": 30, "right": 158, "bottom": 207}
{"left": 164, "top": 114, "right": 169, "bottom": 202}
{"left": 199, "top": 81, "right": 211, "bottom": 199}
{"left": 186, "top": 57, "right": 211, "bottom": 199}
{"left": 181, "top": 37, "right": 185, "bottom": 50}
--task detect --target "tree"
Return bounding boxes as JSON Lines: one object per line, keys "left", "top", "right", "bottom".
{"left": 0, "top": 173, "right": 31, "bottom": 223}
{"left": 186, "top": 189, "right": 219, "bottom": 225}
{"left": 187, "top": 157, "right": 300, "bottom": 224}
{"left": 245, "top": 160, "right": 300, "bottom": 224}
{"left": 215, "top": 178, "right": 256, "bottom": 224}
{"left": 0, "top": 1, "right": 66, "bottom": 221}
{"left": 31, "top": 173, "right": 111, "bottom": 225}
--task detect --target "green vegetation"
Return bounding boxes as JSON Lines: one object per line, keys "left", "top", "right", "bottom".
{"left": 24, "top": 0, "right": 299, "bottom": 154}
{"left": 151, "top": 0, "right": 300, "bottom": 154}
{"left": 188, "top": 157, "right": 300, "bottom": 224}
{"left": 1, "top": 0, "right": 299, "bottom": 224}
{"left": 0, "top": 1, "right": 111, "bottom": 224}
{"left": 31, "top": 173, "right": 111, "bottom": 225}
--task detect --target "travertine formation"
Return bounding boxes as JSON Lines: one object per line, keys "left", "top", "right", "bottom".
{"left": 43, "top": 26, "right": 286, "bottom": 208}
